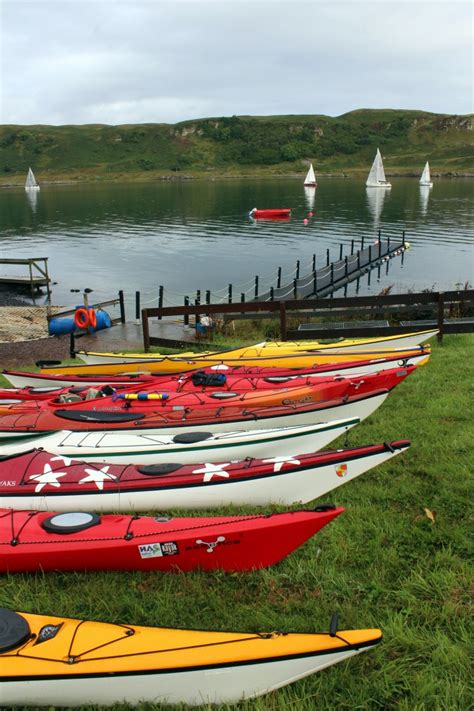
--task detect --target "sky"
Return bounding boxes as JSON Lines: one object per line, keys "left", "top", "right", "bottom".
{"left": 1, "top": 0, "right": 472, "bottom": 125}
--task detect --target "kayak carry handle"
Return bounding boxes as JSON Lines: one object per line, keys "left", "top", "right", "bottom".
{"left": 35, "top": 359, "right": 63, "bottom": 368}
{"left": 329, "top": 613, "right": 339, "bottom": 637}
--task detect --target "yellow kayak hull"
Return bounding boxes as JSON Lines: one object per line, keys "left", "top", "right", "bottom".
{"left": 1, "top": 610, "right": 382, "bottom": 706}
{"left": 42, "top": 346, "right": 430, "bottom": 377}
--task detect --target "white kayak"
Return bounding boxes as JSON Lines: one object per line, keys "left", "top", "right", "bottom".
{"left": 0, "top": 418, "right": 359, "bottom": 464}
{"left": 0, "top": 439, "right": 409, "bottom": 511}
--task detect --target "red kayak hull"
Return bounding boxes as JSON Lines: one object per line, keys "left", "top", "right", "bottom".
{"left": 251, "top": 208, "right": 291, "bottom": 219}
{"left": 0, "top": 507, "right": 343, "bottom": 573}
{"left": 0, "top": 367, "right": 415, "bottom": 434}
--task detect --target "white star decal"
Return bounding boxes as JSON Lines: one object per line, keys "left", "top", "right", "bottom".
{"left": 79, "top": 466, "right": 117, "bottom": 490}
{"left": 262, "top": 455, "right": 301, "bottom": 472}
{"left": 192, "top": 462, "right": 231, "bottom": 482}
{"left": 29, "top": 464, "right": 67, "bottom": 492}
{"left": 50, "top": 454, "right": 74, "bottom": 467}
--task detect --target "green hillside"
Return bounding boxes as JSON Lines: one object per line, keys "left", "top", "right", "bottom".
{"left": 0, "top": 109, "right": 472, "bottom": 185}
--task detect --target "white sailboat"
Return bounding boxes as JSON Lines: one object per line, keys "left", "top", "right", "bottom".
{"left": 304, "top": 163, "right": 317, "bottom": 187}
{"left": 25, "top": 167, "right": 40, "bottom": 192}
{"left": 419, "top": 161, "right": 433, "bottom": 188}
{"left": 366, "top": 148, "right": 391, "bottom": 188}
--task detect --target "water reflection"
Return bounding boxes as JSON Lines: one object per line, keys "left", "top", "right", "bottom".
{"left": 26, "top": 189, "right": 38, "bottom": 213}
{"left": 366, "top": 187, "right": 387, "bottom": 228}
{"left": 419, "top": 185, "right": 431, "bottom": 216}
{"left": 304, "top": 186, "right": 316, "bottom": 213}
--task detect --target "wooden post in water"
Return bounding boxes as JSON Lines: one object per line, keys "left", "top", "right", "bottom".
{"left": 184, "top": 296, "right": 189, "bottom": 326}
{"left": 206, "top": 290, "right": 211, "bottom": 304}
{"left": 330, "top": 262, "right": 334, "bottom": 285}
{"left": 279, "top": 301, "right": 287, "bottom": 340}
{"left": 142, "top": 310, "right": 150, "bottom": 352}
{"left": 277, "top": 267, "right": 282, "bottom": 289}
{"left": 368, "top": 245, "right": 372, "bottom": 263}
{"left": 293, "top": 278, "right": 297, "bottom": 298}
{"left": 240, "top": 292, "right": 245, "bottom": 315}
{"left": 157, "top": 285, "right": 163, "bottom": 320}
{"left": 326, "top": 248, "right": 330, "bottom": 266}
{"left": 313, "top": 270, "right": 317, "bottom": 296}
{"left": 296, "top": 260, "right": 300, "bottom": 279}
{"left": 351, "top": 239, "right": 354, "bottom": 255}
{"left": 228, "top": 284, "right": 233, "bottom": 303}
{"left": 339, "top": 244, "right": 343, "bottom": 261}
{"left": 437, "top": 291, "right": 445, "bottom": 342}
{"left": 378, "top": 233, "right": 382, "bottom": 258}
{"left": 361, "top": 235, "right": 365, "bottom": 250}
{"left": 402, "top": 231, "right": 406, "bottom": 247}
{"left": 135, "top": 291, "right": 140, "bottom": 324}
{"left": 254, "top": 276, "right": 259, "bottom": 299}
{"left": 270, "top": 287, "right": 274, "bottom": 301}
{"left": 118, "top": 290, "right": 126, "bottom": 324}
{"left": 345, "top": 255, "right": 348, "bottom": 277}
{"left": 312, "top": 254, "right": 316, "bottom": 271}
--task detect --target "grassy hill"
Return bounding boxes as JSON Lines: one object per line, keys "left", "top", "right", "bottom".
{"left": 0, "top": 109, "right": 472, "bottom": 185}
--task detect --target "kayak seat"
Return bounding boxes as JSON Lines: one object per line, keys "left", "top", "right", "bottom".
{"left": 210, "top": 392, "right": 238, "bottom": 399}
{"left": 172, "top": 432, "right": 213, "bottom": 444}
{"left": 191, "top": 372, "right": 227, "bottom": 387}
{"left": 57, "top": 393, "right": 83, "bottom": 403}
{"left": 137, "top": 463, "right": 184, "bottom": 476}
{"left": 54, "top": 409, "right": 146, "bottom": 423}
{"left": 0, "top": 609, "right": 31, "bottom": 653}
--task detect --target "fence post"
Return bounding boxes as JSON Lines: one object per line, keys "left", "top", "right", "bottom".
{"left": 437, "top": 292, "right": 445, "bottom": 343}
{"left": 378, "top": 236, "right": 382, "bottom": 258}
{"left": 361, "top": 235, "right": 365, "bottom": 250}
{"left": 326, "top": 248, "right": 330, "bottom": 266}
{"left": 118, "top": 290, "right": 126, "bottom": 324}
{"left": 313, "top": 270, "right": 317, "bottom": 295}
{"left": 270, "top": 287, "right": 274, "bottom": 301}
{"left": 277, "top": 267, "right": 282, "bottom": 289}
{"left": 254, "top": 276, "right": 259, "bottom": 299}
{"left": 339, "top": 244, "right": 343, "bottom": 261}
{"left": 157, "top": 285, "right": 163, "bottom": 320}
{"left": 228, "top": 284, "right": 233, "bottom": 303}
{"left": 357, "top": 250, "right": 361, "bottom": 270}
{"left": 240, "top": 292, "right": 245, "bottom": 315}
{"left": 184, "top": 296, "right": 189, "bottom": 326}
{"left": 402, "top": 231, "right": 406, "bottom": 247}
{"left": 345, "top": 255, "right": 348, "bottom": 277}
{"left": 312, "top": 253, "right": 316, "bottom": 271}
{"left": 69, "top": 332, "right": 76, "bottom": 358}
{"left": 368, "top": 245, "right": 372, "bottom": 263}
{"left": 351, "top": 239, "right": 354, "bottom": 255}
{"left": 330, "top": 263, "right": 334, "bottom": 285}
{"left": 142, "top": 310, "right": 150, "bottom": 352}
{"left": 135, "top": 291, "right": 141, "bottom": 324}
{"left": 279, "top": 301, "right": 287, "bottom": 340}
{"left": 387, "top": 235, "right": 391, "bottom": 251}
{"left": 296, "top": 260, "right": 300, "bottom": 279}
{"left": 206, "top": 290, "right": 211, "bottom": 304}
{"left": 293, "top": 278, "right": 297, "bottom": 298}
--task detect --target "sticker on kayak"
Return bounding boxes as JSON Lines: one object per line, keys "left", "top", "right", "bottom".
{"left": 335, "top": 464, "right": 348, "bottom": 478}
{"left": 138, "top": 541, "right": 179, "bottom": 558}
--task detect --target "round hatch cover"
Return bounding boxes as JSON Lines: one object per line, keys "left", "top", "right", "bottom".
{"left": 42, "top": 512, "right": 101, "bottom": 534}
{"left": 0, "top": 609, "right": 31, "bottom": 653}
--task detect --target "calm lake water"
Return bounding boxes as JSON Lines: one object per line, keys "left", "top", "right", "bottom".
{"left": 0, "top": 178, "right": 472, "bottom": 310}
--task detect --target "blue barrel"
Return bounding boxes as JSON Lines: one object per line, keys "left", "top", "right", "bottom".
{"left": 94, "top": 309, "right": 112, "bottom": 331}
{"left": 48, "top": 317, "right": 76, "bottom": 336}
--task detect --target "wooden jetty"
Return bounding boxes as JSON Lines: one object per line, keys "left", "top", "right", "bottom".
{"left": 255, "top": 233, "right": 408, "bottom": 302}
{"left": 0, "top": 258, "right": 51, "bottom": 300}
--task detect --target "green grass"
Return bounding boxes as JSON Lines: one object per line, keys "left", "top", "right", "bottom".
{"left": 1, "top": 335, "right": 472, "bottom": 709}
{"left": 0, "top": 109, "right": 472, "bottom": 185}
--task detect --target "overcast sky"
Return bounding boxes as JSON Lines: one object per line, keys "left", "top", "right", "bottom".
{"left": 1, "top": 0, "right": 472, "bottom": 125}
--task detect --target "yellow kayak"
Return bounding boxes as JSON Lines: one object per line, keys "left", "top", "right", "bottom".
{"left": 77, "top": 329, "right": 438, "bottom": 365}
{"left": 42, "top": 344, "right": 431, "bottom": 376}
{"left": 1, "top": 609, "right": 382, "bottom": 706}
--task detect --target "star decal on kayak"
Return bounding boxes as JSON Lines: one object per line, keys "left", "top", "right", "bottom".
{"left": 79, "top": 466, "right": 117, "bottom": 490}
{"left": 50, "top": 454, "right": 74, "bottom": 467}
{"left": 262, "top": 455, "right": 301, "bottom": 472}
{"left": 29, "top": 464, "right": 67, "bottom": 492}
{"left": 192, "top": 463, "right": 231, "bottom": 482}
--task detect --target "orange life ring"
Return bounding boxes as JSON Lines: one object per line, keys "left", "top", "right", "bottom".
{"left": 88, "top": 308, "right": 97, "bottom": 330}
{"left": 74, "top": 308, "right": 90, "bottom": 330}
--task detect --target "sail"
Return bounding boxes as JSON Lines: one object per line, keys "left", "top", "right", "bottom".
{"left": 25, "top": 167, "right": 39, "bottom": 190}
{"left": 420, "top": 161, "right": 432, "bottom": 186}
{"left": 304, "top": 164, "right": 316, "bottom": 186}
{"left": 366, "top": 149, "right": 390, "bottom": 188}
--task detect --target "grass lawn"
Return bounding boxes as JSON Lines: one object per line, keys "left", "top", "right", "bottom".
{"left": 1, "top": 334, "right": 472, "bottom": 710}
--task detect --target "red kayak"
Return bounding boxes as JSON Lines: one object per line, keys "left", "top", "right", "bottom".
{"left": 0, "top": 440, "right": 410, "bottom": 511}
{"left": 249, "top": 208, "right": 291, "bottom": 219}
{"left": 0, "top": 506, "right": 342, "bottom": 573}
{"left": 0, "top": 367, "right": 415, "bottom": 437}
{"left": 1, "top": 348, "right": 428, "bottom": 392}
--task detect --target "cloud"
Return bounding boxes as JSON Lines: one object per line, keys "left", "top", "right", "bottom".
{"left": 1, "top": 0, "right": 472, "bottom": 125}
